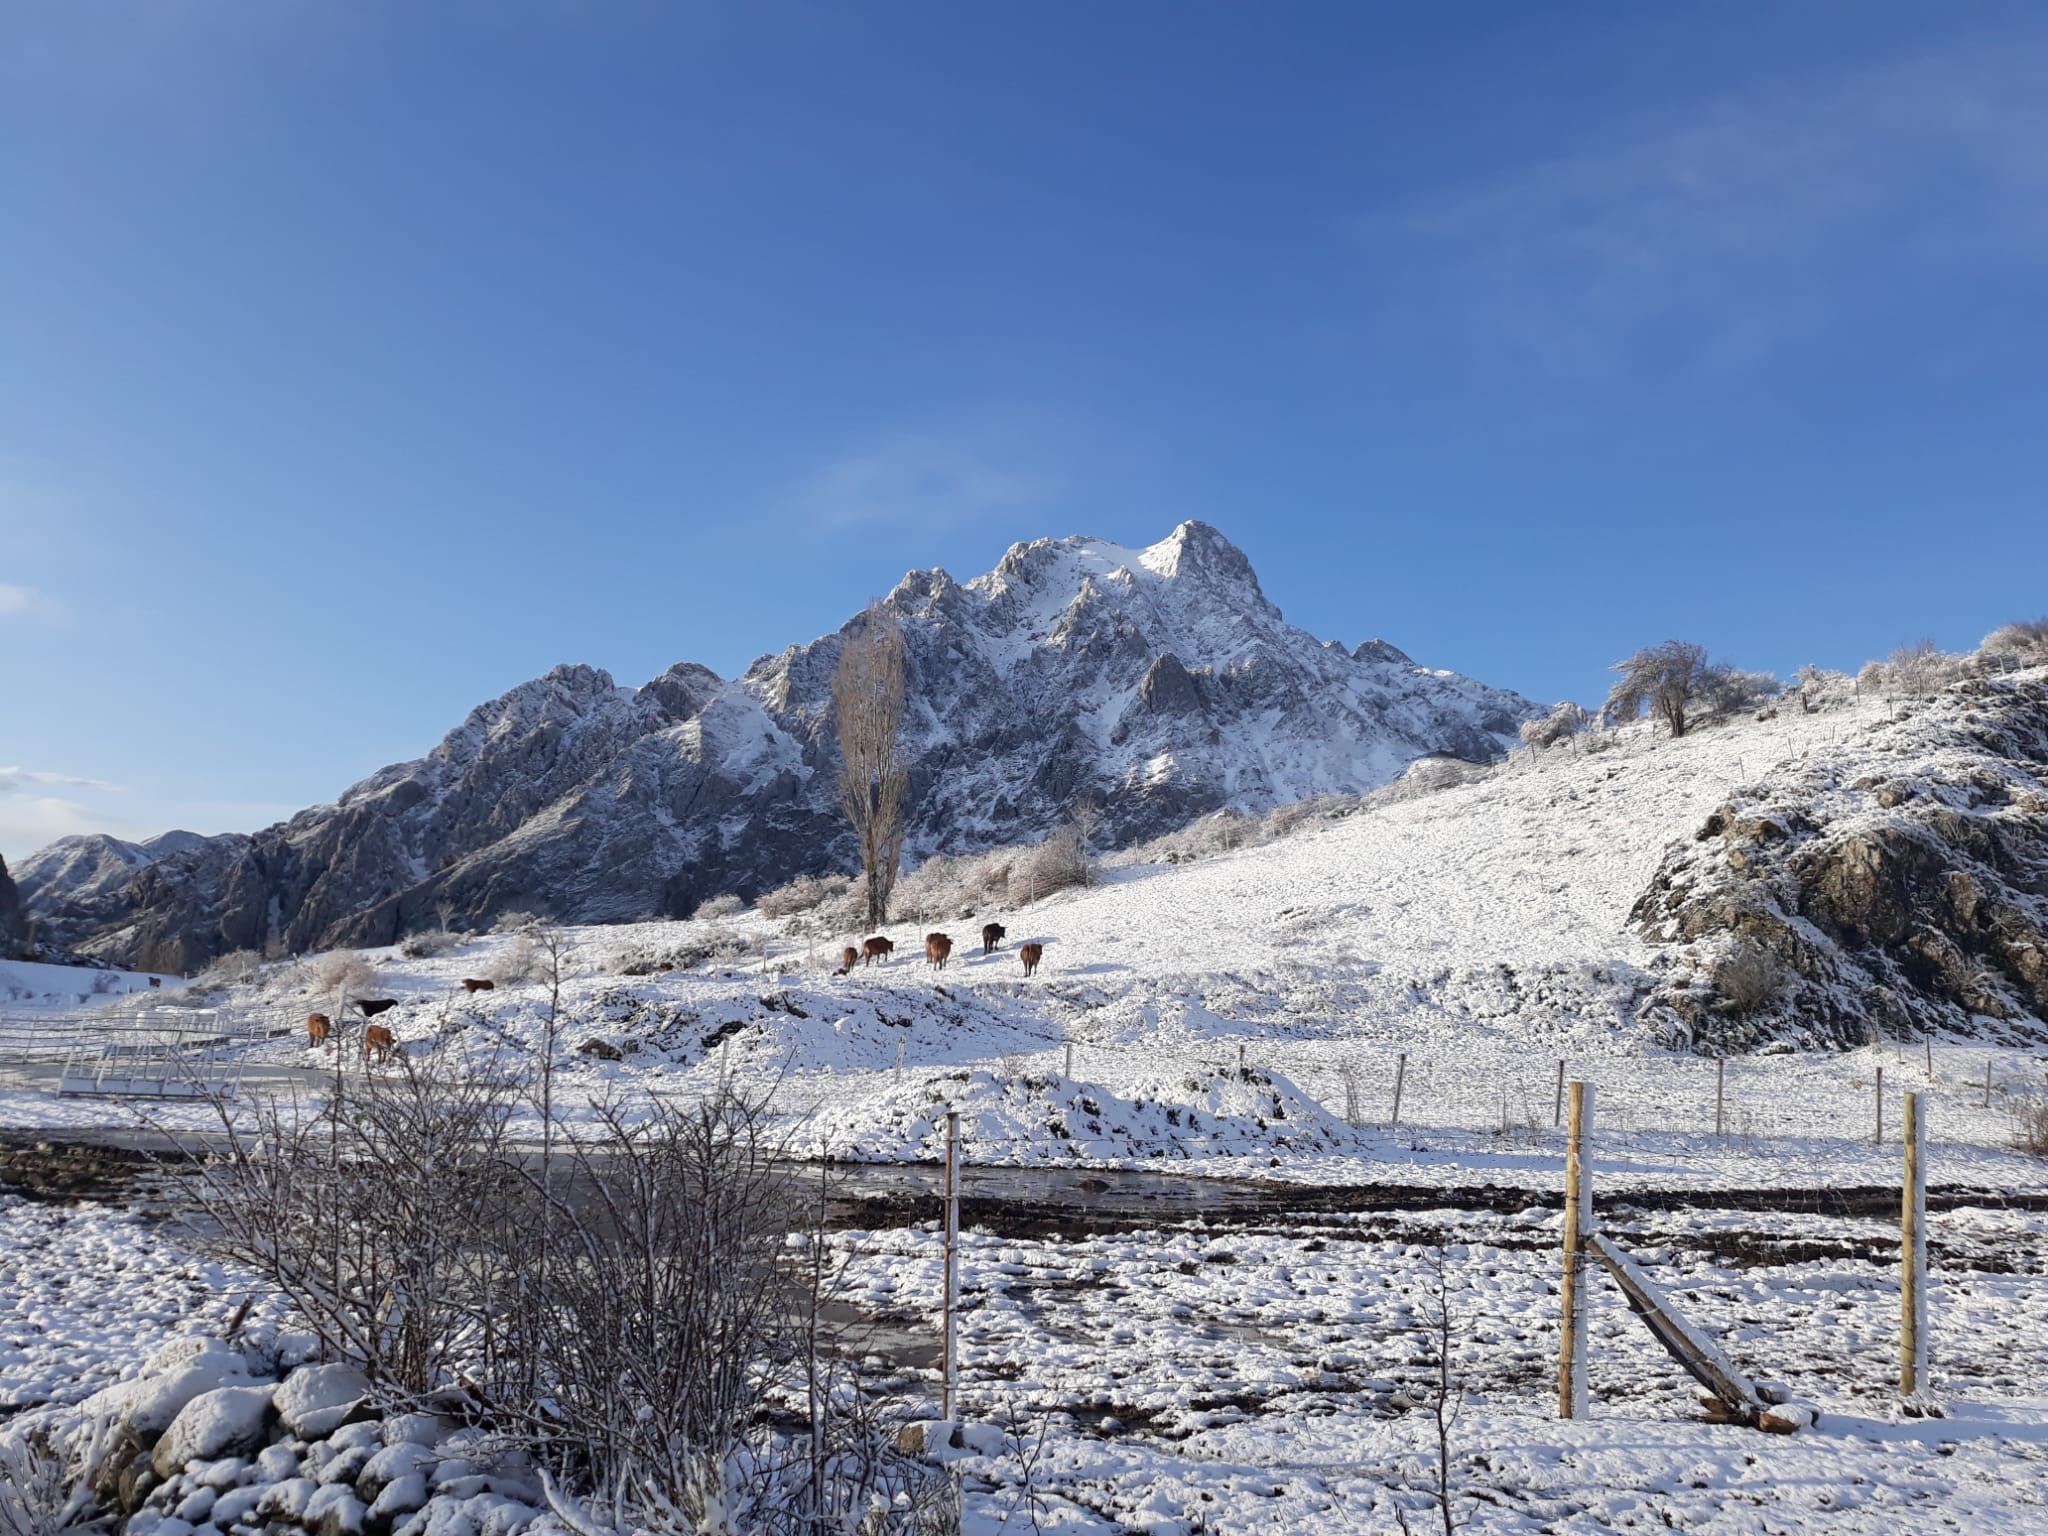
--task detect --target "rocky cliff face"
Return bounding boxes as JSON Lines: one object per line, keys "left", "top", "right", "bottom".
{"left": 1631, "top": 670, "right": 2048, "bottom": 1050}
{"left": 0, "top": 854, "right": 26, "bottom": 958}
{"left": 27, "top": 523, "right": 1539, "bottom": 970}
{"left": 12, "top": 830, "right": 208, "bottom": 915}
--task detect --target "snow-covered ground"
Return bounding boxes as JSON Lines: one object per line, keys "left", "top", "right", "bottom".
{"left": 3, "top": 688, "right": 2046, "bottom": 1532}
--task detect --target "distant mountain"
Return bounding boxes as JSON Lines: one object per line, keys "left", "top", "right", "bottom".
{"left": 25, "top": 522, "right": 1539, "bottom": 970}
{"left": 13, "top": 830, "right": 209, "bottom": 914}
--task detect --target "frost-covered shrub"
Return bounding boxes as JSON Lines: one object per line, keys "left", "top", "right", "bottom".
{"left": 1981, "top": 618, "right": 2048, "bottom": 670}
{"left": 199, "top": 948, "right": 262, "bottom": 987}
{"left": 693, "top": 892, "right": 746, "bottom": 921}
{"left": 305, "top": 950, "right": 379, "bottom": 996}
{"left": 1879, "top": 639, "right": 1972, "bottom": 698}
{"left": 491, "top": 931, "right": 556, "bottom": 985}
{"left": 398, "top": 929, "right": 461, "bottom": 959}
{"left": 1519, "top": 700, "right": 1590, "bottom": 749}
{"left": 1261, "top": 792, "right": 1360, "bottom": 838}
{"left": 1706, "top": 668, "right": 1781, "bottom": 718}
{"left": 1711, "top": 940, "right": 1787, "bottom": 1014}
{"left": 1374, "top": 756, "right": 1489, "bottom": 803}
{"left": 757, "top": 872, "right": 853, "bottom": 919}
{"left": 1792, "top": 664, "right": 1856, "bottom": 713}
{"left": 1014, "top": 824, "right": 1094, "bottom": 901}
{"left": 493, "top": 908, "right": 544, "bottom": 935}
{"left": 2013, "top": 1099, "right": 2048, "bottom": 1158}
{"left": 672, "top": 926, "right": 751, "bottom": 969}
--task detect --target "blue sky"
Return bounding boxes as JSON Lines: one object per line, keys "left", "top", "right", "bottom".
{"left": 4, "top": 2, "right": 2046, "bottom": 860}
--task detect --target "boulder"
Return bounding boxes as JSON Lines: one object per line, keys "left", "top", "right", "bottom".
{"left": 275, "top": 1361, "right": 373, "bottom": 1439}
{"left": 152, "top": 1384, "right": 277, "bottom": 1478}
{"left": 305, "top": 1483, "right": 369, "bottom": 1536}
{"left": 357, "top": 1441, "right": 437, "bottom": 1503}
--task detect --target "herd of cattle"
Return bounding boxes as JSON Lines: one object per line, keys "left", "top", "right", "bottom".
{"left": 834, "top": 922, "right": 1044, "bottom": 976}
{"left": 301, "top": 922, "right": 1047, "bottom": 1061}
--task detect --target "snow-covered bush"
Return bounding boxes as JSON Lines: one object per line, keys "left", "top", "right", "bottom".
{"left": 1981, "top": 617, "right": 2048, "bottom": 670}
{"left": 305, "top": 950, "right": 379, "bottom": 997}
{"left": 199, "top": 949, "right": 262, "bottom": 987}
{"left": 1711, "top": 940, "right": 1787, "bottom": 1014}
{"left": 1015, "top": 823, "right": 1094, "bottom": 901}
{"left": 757, "top": 872, "right": 853, "bottom": 919}
{"left": 1261, "top": 792, "right": 1360, "bottom": 837}
{"left": 1792, "top": 664, "right": 1856, "bottom": 714}
{"left": 1374, "top": 756, "right": 1489, "bottom": 803}
{"left": 2014, "top": 1099, "right": 2048, "bottom": 1158}
{"left": 492, "top": 929, "right": 565, "bottom": 985}
{"left": 1706, "top": 668, "right": 1781, "bottom": 718}
{"left": 674, "top": 926, "right": 751, "bottom": 968}
{"left": 398, "top": 928, "right": 461, "bottom": 958}
{"left": 1519, "top": 700, "right": 1590, "bottom": 749}
{"left": 693, "top": 893, "right": 746, "bottom": 921}
{"left": 1877, "top": 639, "right": 1972, "bottom": 698}
{"left": 493, "top": 908, "right": 544, "bottom": 934}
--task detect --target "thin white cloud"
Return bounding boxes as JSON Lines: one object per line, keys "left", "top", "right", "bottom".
{"left": 0, "top": 766, "right": 117, "bottom": 796}
{"left": 0, "top": 583, "right": 64, "bottom": 619}
{"left": 801, "top": 432, "right": 1054, "bottom": 530}
{"left": 1363, "top": 28, "right": 2048, "bottom": 376}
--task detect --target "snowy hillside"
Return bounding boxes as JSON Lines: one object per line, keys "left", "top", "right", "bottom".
{"left": 15, "top": 671, "right": 2042, "bottom": 1188}
{"left": 24, "top": 522, "right": 1537, "bottom": 971}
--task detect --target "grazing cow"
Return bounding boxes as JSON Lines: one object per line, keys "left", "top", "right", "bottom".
{"left": 836, "top": 945, "right": 861, "bottom": 976}
{"left": 925, "top": 932, "right": 953, "bottom": 970}
{"left": 363, "top": 1024, "right": 397, "bottom": 1064}
{"left": 353, "top": 998, "right": 400, "bottom": 1019}
{"left": 306, "top": 1013, "right": 332, "bottom": 1047}
{"left": 148, "top": 976, "right": 162, "bottom": 988}
{"left": 981, "top": 923, "right": 1006, "bottom": 955}
{"left": 657, "top": 962, "right": 675, "bottom": 973}
{"left": 862, "top": 936, "right": 895, "bottom": 966}
{"left": 1019, "top": 942, "right": 1044, "bottom": 977}
{"left": 461, "top": 978, "right": 495, "bottom": 994}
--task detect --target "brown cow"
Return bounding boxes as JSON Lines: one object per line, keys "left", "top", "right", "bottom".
{"left": 306, "top": 1012, "right": 332, "bottom": 1047}
{"left": 657, "top": 962, "right": 675, "bottom": 973}
{"left": 353, "top": 998, "right": 400, "bottom": 1019}
{"left": 981, "top": 922, "right": 1006, "bottom": 955}
{"left": 862, "top": 936, "right": 895, "bottom": 966}
{"left": 363, "top": 1024, "right": 397, "bottom": 1064}
{"left": 461, "top": 978, "right": 495, "bottom": 994}
{"left": 836, "top": 945, "right": 861, "bottom": 976}
{"left": 925, "top": 932, "right": 953, "bottom": 970}
{"left": 1019, "top": 942, "right": 1044, "bottom": 977}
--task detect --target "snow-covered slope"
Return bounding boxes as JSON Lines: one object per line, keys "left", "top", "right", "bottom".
{"left": 25, "top": 522, "right": 1537, "bottom": 971}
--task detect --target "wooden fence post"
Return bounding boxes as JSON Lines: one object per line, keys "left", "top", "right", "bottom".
{"left": 1064, "top": 1042, "right": 1074, "bottom": 1079}
{"left": 1875, "top": 1066, "right": 1884, "bottom": 1144}
{"left": 1391, "top": 1052, "right": 1407, "bottom": 1127}
{"left": 1554, "top": 1059, "right": 1565, "bottom": 1127}
{"left": 1716, "top": 1058, "right": 1726, "bottom": 1137}
{"left": 1984, "top": 1056, "right": 1993, "bottom": 1110}
{"left": 942, "top": 1109, "right": 960, "bottom": 1422}
{"left": 1559, "top": 1081, "right": 1593, "bottom": 1419}
{"left": 1901, "top": 1093, "right": 1927, "bottom": 1397}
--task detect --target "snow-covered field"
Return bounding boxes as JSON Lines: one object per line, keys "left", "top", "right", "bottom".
{"left": 3, "top": 689, "right": 2047, "bottom": 1531}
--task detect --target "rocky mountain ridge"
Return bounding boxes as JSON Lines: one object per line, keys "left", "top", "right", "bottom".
{"left": 25, "top": 522, "right": 1540, "bottom": 971}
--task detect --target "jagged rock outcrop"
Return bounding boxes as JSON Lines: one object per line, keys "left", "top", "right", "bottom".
{"left": 12, "top": 829, "right": 207, "bottom": 914}
{"left": 26, "top": 523, "right": 1539, "bottom": 970}
{"left": 1630, "top": 670, "right": 2048, "bottom": 1050}
{"left": 0, "top": 853, "right": 27, "bottom": 957}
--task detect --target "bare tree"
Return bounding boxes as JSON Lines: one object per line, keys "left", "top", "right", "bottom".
{"left": 835, "top": 604, "right": 911, "bottom": 932}
{"left": 1606, "top": 641, "right": 1718, "bottom": 737}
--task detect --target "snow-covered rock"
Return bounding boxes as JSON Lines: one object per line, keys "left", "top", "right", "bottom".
{"left": 25, "top": 522, "right": 1537, "bottom": 969}
{"left": 275, "top": 1360, "right": 372, "bottom": 1438}
{"left": 151, "top": 1383, "right": 276, "bottom": 1477}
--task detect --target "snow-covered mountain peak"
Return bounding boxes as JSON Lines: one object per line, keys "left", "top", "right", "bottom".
{"left": 24, "top": 521, "right": 1541, "bottom": 968}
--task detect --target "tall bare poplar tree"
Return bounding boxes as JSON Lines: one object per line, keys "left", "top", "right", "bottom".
{"left": 834, "top": 605, "right": 909, "bottom": 931}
